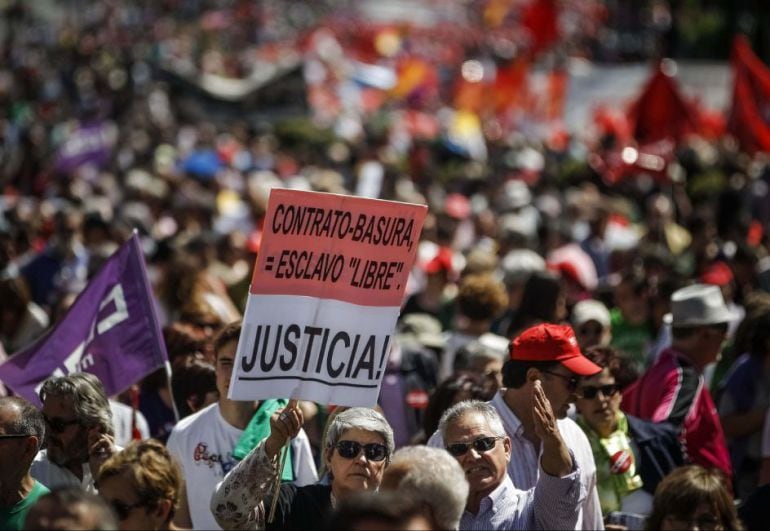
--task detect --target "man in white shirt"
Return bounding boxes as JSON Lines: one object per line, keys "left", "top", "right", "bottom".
{"left": 31, "top": 373, "right": 117, "bottom": 493}
{"left": 167, "top": 321, "right": 317, "bottom": 530}
{"left": 429, "top": 323, "right": 604, "bottom": 530}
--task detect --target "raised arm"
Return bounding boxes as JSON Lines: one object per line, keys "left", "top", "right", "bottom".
{"left": 210, "top": 403, "right": 303, "bottom": 530}
{"left": 531, "top": 380, "right": 583, "bottom": 530}
{"left": 533, "top": 380, "right": 573, "bottom": 477}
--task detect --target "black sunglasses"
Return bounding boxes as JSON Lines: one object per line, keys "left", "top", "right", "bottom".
{"left": 579, "top": 384, "right": 620, "bottom": 400}
{"left": 578, "top": 324, "right": 604, "bottom": 335}
{"left": 0, "top": 433, "right": 31, "bottom": 440}
{"left": 43, "top": 414, "right": 80, "bottom": 434}
{"left": 446, "top": 436, "right": 503, "bottom": 457}
{"left": 335, "top": 440, "right": 389, "bottom": 462}
{"left": 541, "top": 370, "right": 580, "bottom": 392}
{"left": 108, "top": 499, "right": 147, "bottom": 521}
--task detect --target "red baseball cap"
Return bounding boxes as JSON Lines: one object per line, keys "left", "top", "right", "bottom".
{"left": 700, "top": 261, "right": 733, "bottom": 287}
{"left": 444, "top": 193, "right": 471, "bottom": 220}
{"left": 509, "top": 323, "right": 601, "bottom": 376}
{"left": 423, "top": 248, "right": 453, "bottom": 275}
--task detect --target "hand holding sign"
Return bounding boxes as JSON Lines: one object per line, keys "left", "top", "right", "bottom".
{"left": 265, "top": 400, "right": 302, "bottom": 459}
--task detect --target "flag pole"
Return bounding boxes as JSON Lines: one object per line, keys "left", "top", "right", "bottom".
{"left": 132, "top": 228, "right": 180, "bottom": 423}
{"left": 267, "top": 399, "right": 298, "bottom": 524}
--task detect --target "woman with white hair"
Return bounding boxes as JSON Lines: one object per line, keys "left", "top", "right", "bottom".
{"left": 210, "top": 406, "right": 394, "bottom": 530}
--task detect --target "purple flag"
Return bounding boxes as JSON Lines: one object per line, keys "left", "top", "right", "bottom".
{"left": 54, "top": 121, "right": 114, "bottom": 174}
{"left": 0, "top": 234, "right": 168, "bottom": 405}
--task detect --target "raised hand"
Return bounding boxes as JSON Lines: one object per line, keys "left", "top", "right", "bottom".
{"left": 532, "top": 380, "right": 572, "bottom": 477}
{"left": 88, "top": 426, "right": 116, "bottom": 480}
{"left": 532, "top": 379, "right": 559, "bottom": 442}
{"left": 265, "top": 400, "right": 303, "bottom": 459}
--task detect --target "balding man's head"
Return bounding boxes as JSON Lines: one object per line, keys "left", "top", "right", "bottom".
{"left": 25, "top": 487, "right": 118, "bottom": 530}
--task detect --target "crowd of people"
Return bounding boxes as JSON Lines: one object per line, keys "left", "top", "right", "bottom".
{"left": 4, "top": 0, "right": 770, "bottom": 530}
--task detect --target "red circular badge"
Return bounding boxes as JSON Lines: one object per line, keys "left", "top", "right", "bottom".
{"left": 609, "top": 450, "right": 633, "bottom": 474}
{"left": 405, "top": 390, "right": 429, "bottom": 409}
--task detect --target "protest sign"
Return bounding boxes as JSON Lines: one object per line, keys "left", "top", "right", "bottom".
{"left": 229, "top": 189, "right": 427, "bottom": 407}
{"left": 0, "top": 234, "right": 168, "bottom": 405}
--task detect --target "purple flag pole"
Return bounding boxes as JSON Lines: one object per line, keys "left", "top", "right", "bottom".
{"left": 0, "top": 233, "right": 169, "bottom": 406}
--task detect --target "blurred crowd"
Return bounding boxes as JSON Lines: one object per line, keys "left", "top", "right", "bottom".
{"left": 3, "top": 0, "right": 770, "bottom": 530}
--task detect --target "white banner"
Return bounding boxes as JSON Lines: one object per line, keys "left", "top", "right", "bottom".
{"left": 228, "top": 189, "right": 426, "bottom": 407}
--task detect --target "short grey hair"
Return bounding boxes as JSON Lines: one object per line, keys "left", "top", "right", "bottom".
{"left": 0, "top": 396, "right": 46, "bottom": 450}
{"left": 386, "top": 446, "right": 469, "bottom": 529}
{"left": 39, "top": 373, "right": 114, "bottom": 436}
{"left": 438, "top": 400, "right": 506, "bottom": 441}
{"left": 325, "top": 407, "right": 394, "bottom": 462}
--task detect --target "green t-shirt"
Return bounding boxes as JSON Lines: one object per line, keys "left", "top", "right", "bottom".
{"left": 610, "top": 308, "right": 652, "bottom": 373}
{"left": 0, "top": 480, "right": 50, "bottom": 531}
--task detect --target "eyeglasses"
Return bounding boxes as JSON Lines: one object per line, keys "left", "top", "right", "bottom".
{"left": 705, "top": 324, "right": 729, "bottom": 337}
{"left": 335, "top": 440, "right": 389, "bottom": 462}
{"left": 446, "top": 436, "right": 503, "bottom": 457}
{"left": 579, "top": 384, "right": 620, "bottom": 400}
{"left": 541, "top": 370, "right": 580, "bottom": 392}
{"left": 578, "top": 324, "right": 604, "bottom": 336}
{"left": 43, "top": 414, "right": 80, "bottom": 434}
{"left": 0, "top": 433, "right": 31, "bottom": 440}
{"left": 108, "top": 499, "right": 147, "bottom": 521}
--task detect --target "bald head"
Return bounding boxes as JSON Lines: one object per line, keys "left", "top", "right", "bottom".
{"left": 0, "top": 397, "right": 45, "bottom": 479}
{"left": 25, "top": 488, "right": 117, "bottom": 530}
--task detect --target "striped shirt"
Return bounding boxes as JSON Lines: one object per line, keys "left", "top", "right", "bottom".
{"left": 429, "top": 391, "right": 604, "bottom": 530}
{"left": 459, "top": 464, "right": 582, "bottom": 530}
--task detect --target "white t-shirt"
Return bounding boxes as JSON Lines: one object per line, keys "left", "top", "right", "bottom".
{"left": 166, "top": 402, "right": 317, "bottom": 530}
{"left": 109, "top": 400, "right": 151, "bottom": 448}
{"left": 31, "top": 449, "right": 97, "bottom": 493}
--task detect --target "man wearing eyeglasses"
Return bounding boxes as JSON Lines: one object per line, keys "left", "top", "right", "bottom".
{"left": 0, "top": 397, "right": 50, "bottom": 531}
{"left": 622, "top": 284, "right": 734, "bottom": 480}
{"left": 30, "top": 373, "right": 117, "bottom": 493}
{"left": 439, "top": 391, "right": 582, "bottom": 530}
{"left": 428, "top": 322, "right": 605, "bottom": 529}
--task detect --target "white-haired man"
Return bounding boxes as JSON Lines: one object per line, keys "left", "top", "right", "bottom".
{"left": 380, "top": 445, "right": 469, "bottom": 530}
{"left": 428, "top": 323, "right": 604, "bottom": 529}
{"left": 439, "top": 387, "right": 582, "bottom": 530}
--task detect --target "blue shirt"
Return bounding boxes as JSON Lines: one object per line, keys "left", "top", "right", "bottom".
{"left": 459, "top": 466, "right": 582, "bottom": 531}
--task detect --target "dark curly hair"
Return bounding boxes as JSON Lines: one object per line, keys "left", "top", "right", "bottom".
{"left": 581, "top": 346, "right": 639, "bottom": 390}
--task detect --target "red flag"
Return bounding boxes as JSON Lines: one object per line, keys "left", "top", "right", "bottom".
{"left": 728, "top": 35, "right": 770, "bottom": 154}
{"left": 521, "top": 0, "right": 559, "bottom": 54}
{"left": 627, "top": 64, "right": 701, "bottom": 144}
{"left": 545, "top": 68, "right": 568, "bottom": 121}
{"left": 493, "top": 57, "right": 530, "bottom": 114}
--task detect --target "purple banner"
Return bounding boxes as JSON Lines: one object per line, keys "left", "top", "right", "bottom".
{"left": 0, "top": 234, "right": 168, "bottom": 405}
{"left": 54, "top": 121, "right": 114, "bottom": 174}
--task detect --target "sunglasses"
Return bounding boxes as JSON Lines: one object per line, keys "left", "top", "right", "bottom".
{"left": 579, "top": 384, "right": 620, "bottom": 400}
{"left": 108, "top": 499, "right": 147, "bottom": 521}
{"left": 43, "top": 414, "right": 80, "bottom": 434}
{"left": 446, "top": 436, "right": 503, "bottom": 457}
{"left": 578, "top": 324, "right": 604, "bottom": 335}
{"left": 0, "top": 433, "right": 30, "bottom": 440}
{"left": 335, "top": 440, "right": 389, "bottom": 462}
{"left": 541, "top": 370, "right": 580, "bottom": 392}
